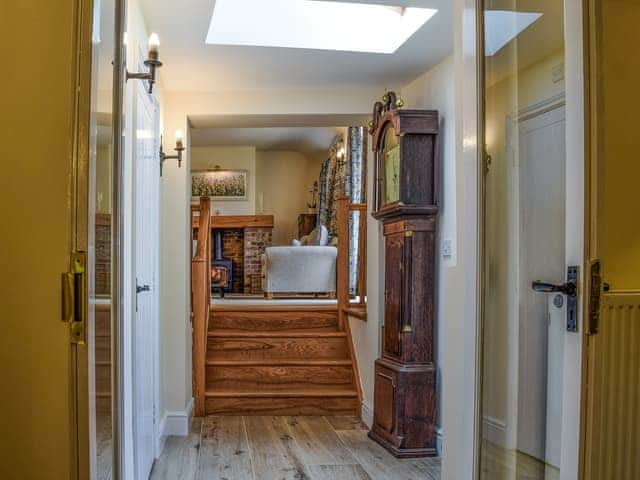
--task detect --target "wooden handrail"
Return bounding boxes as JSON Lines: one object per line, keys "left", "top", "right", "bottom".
{"left": 336, "top": 196, "right": 367, "bottom": 328}
{"left": 191, "top": 196, "right": 211, "bottom": 416}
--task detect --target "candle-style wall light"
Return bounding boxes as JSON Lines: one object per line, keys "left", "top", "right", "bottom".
{"left": 126, "top": 33, "right": 163, "bottom": 94}
{"left": 159, "top": 130, "right": 185, "bottom": 176}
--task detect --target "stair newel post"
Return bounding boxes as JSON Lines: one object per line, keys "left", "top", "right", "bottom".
{"left": 336, "top": 196, "right": 350, "bottom": 331}
{"left": 192, "top": 196, "right": 211, "bottom": 416}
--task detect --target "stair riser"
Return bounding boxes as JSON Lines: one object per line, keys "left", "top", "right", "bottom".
{"left": 210, "top": 311, "right": 338, "bottom": 333}
{"left": 207, "top": 337, "right": 349, "bottom": 361}
{"left": 205, "top": 396, "right": 359, "bottom": 416}
{"left": 206, "top": 365, "right": 353, "bottom": 391}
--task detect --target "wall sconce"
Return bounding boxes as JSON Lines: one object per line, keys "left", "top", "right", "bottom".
{"left": 126, "top": 33, "right": 163, "bottom": 94}
{"left": 159, "top": 130, "right": 185, "bottom": 176}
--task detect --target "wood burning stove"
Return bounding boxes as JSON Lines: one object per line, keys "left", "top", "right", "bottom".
{"left": 211, "top": 230, "right": 232, "bottom": 297}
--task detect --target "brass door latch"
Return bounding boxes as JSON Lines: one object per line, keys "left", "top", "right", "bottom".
{"left": 61, "top": 252, "right": 87, "bottom": 344}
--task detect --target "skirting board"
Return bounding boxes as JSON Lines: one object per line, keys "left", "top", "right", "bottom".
{"left": 483, "top": 415, "right": 507, "bottom": 447}
{"left": 159, "top": 397, "right": 194, "bottom": 444}
{"left": 361, "top": 401, "right": 373, "bottom": 429}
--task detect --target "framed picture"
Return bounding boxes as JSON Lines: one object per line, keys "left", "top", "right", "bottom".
{"left": 191, "top": 169, "right": 248, "bottom": 201}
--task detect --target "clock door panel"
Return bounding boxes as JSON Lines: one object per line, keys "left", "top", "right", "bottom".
{"left": 374, "top": 368, "right": 397, "bottom": 435}
{"left": 384, "top": 233, "right": 404, "bottom": 357}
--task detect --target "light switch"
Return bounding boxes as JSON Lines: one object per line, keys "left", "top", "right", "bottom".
{"left": 441, "top": 238, "right": 453, "bottom": 257}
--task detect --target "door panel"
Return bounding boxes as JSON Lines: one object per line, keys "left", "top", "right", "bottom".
{"left": 583, "top": 1, "right": 640, "bottom": 477}
{"left": 133, "top": 79, "right": 160, "bottom": 480}
{"left": 0, "top": 1, "right": 92, "bottom": 478}
{"left": 384, "top": 233, "right": 404, "bottom": 356}
{"left": 516, "top": 107, "right": 566, "bottom": 464}
{"left": 480, "top": 1, "right": 568, "bottom": 478}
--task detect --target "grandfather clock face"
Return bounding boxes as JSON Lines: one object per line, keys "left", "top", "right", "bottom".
{"left": 380, "top": 125, "right": 400, "bottom": 207}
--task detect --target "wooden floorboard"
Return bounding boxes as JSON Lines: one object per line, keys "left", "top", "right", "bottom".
{"left": 151, "top": 416, "right": 441, "bottom": 480}
{"left": 150, "top": 417, "right": 202, "bottom": 480}
{"left": 197, "top": 416, "right": 254, "bottom": 480}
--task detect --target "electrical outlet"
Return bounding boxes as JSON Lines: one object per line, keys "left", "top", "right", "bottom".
{"left": 441, "top": 238, "right": 453, "bottom": 257}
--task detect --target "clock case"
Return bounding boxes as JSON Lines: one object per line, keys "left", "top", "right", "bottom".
{"left": 371, "top": 92, "right": 439, "bottom": 220}
{"left": 368, "top": 92, "right": 440, "bottom": 458}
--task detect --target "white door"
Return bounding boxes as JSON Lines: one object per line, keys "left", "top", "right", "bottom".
{"left": 517, "top": 105, "right": 566, "bottom": 467}
{"left": 133, "top": 80, "right": 160, "bottom": 480}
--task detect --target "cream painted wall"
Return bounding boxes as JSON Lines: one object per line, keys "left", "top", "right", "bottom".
{"left": 256, "top": 150, "right": 324, "bottom": 245}
{"left": 191, "top": 146, "right": 257, "bottom": 216}
{"left": 347, "top": 55, "right": 457, "bottom": 438}
{"left": 483, "top": 49, "right": 565, "bottom": 430}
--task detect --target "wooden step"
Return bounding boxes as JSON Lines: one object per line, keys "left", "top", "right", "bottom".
{"left": 206, "top": 358, "right": 353, "bottom": 366}
{"left": 207, "top": 334, "right": 349, "bottom": 361}
{"left": 210, "top": 307, "right": 339, "bottom": 333}
{"left": 204, "top": 390, "right": 359, "bottom": 416}
{"left": 208, "top": 330, "right": 346, "bottom": 338}
{"left": 206, "top": 364, "right": 354, "bottom": 391}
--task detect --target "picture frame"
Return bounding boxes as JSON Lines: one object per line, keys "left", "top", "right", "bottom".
{"left": 191, "top": 169, "right": 248, "bottom": 202}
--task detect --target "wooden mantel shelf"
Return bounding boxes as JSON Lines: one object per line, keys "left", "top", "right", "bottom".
{"left": 191, "top": 214, "right": 274, "bottom": 229}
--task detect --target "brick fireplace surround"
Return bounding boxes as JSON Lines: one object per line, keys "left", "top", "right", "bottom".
{"left": 192, "top": 213, "right": 274, "bottom": 294}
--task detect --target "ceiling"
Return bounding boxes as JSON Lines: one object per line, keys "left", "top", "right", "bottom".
{"left": 190, "top": 113, "right": 369, "bottom": 153}
{"left": 138, "top": 0, "right": 454, "bottom": 92}
{"left": 191, "top": 126, "right": 344, "bottom": 153}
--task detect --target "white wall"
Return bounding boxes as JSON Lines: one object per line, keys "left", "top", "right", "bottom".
{"left": 256, "top": 150, "right": 324, "bottom": 245}
{"left": 191, "top": 146, "right": 257, "bottom": 216}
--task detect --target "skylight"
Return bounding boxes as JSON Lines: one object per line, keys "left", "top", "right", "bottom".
{"left": 206, "top": 0, "right": 438, "bottom": 54}
{"left": 484, "top": 10, "right": 543, "bottom": 56}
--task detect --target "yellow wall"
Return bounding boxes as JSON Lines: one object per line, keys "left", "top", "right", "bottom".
{"left": 597, "top": 0, "right": 640, "bottom": 288}
{"left": 256, "top": 150, "right": 324, "bottom": 245}
{"left": 0, "top": 1, "right": 76, "bottom": 477}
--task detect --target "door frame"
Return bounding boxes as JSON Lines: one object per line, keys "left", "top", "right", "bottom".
{"left": 72, "top": 0, "right": 127, "bottom": 477}
{"left": 474, "top": 0, "right": 588, "bottom": 478}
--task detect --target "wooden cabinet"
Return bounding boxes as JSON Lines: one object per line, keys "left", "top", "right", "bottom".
{"left": 368, "top": 92, "right": 439, "bottom": 458}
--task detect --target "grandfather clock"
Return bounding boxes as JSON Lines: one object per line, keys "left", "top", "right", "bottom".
{"left": 368, "top": 91, "right": 439, "bottom": 458}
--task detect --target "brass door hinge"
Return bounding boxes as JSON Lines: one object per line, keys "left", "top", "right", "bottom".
{"left": 588, "top": 259, "right": 601, "bottom": 335}
{"left": 61, "top": 252, "right": 87, "bottom": 344}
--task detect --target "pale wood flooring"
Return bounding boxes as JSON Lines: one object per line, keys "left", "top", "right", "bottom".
{"left": 480, "top": 441, "right": 560, "bottom": 480}
{"left": 150, "top": 416, "right": 441, "bottom": 480}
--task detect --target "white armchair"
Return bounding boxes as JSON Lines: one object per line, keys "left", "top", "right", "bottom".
{"left": 263, "top": 246, "right": 337, "bottom": 297}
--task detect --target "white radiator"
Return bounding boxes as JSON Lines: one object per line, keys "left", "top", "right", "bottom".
{"left": 584, "top": 292, "right": 640, "bottom": 479}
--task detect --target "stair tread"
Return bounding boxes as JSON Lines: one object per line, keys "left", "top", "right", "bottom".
{"left": 211, "top": 305, "right": 338, "bottom": 312}
{"left": 205, "top": 389, "right": 358, "bottom": 398}
{"left": 206, "top": 358, "right": 352, "bottom": 366}
{"left": 208, "top": 330, "right": 346, "bottom": 338}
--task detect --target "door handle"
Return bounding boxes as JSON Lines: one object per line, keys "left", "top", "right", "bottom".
{"left": 136, "top": 284, "right": 151, "bottom": 294}
{"left": 531, "top": 280, "right": 576, "bottom": 296}
{"left": 532, "top": 266, "right": 580, "bottom": 333}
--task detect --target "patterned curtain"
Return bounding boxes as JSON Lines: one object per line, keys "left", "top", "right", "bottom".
{"left": 317, "top": 134, "right": 347, "bottom": 239}
{"left": 316, "top": 129, "right": 367, "bottom": 296}
{"left": 346, "top": 127, "right": 367, "bottom": 296}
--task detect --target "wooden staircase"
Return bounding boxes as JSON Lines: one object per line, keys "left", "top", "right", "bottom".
{"left": 204, "top": 305, "right": 360, "bottom": 416}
